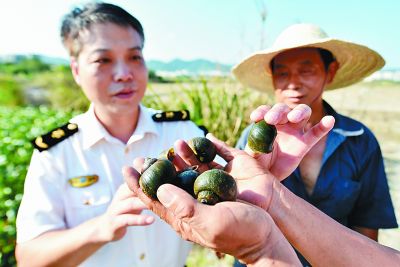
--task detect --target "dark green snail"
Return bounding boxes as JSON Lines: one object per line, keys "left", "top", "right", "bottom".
{"left": 193, "top": 169, "right": 237, "bottom": 205}
{"left": 139, "top": 159, "right": 177, "bottom": 200}
{"left": 174, "top": 166, "right": 200, "bottom": 197}
{"left": 247, "top": 120, "right": 277, "bottom": 153}
{"left": 188, "top": 137, "right": 217, "bottom": 163}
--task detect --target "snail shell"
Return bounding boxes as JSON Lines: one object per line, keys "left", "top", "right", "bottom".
{"left": 247, "top": 120, "right": 277, "bottom": 153}
{"left": 175, "top": 166, "right": 200, "bottom": 197}
{"left": 188, "top": 137, "right": 217, "bottom": 163}
{"left": 193, "top": 169, "right": 237, "bottom": 205}
{"left": 139, "top": 159, "right": 177, "bottom": 200}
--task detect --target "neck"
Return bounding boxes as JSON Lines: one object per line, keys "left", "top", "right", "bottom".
{"left": 94, "top": 106, "right": 140, "bottom": 144}
{"left": 309, "top": 100, "right": 326, "bottom": 126}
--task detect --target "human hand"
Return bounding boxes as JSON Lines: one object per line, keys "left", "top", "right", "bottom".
{"left": 246, "top": 103, "right": 334, "bottom": 180}
{"left": 96, "top": 183, "right": 154, "bottom": 243}
{"left": 123, "top": 166, "right": 300, "bottom": 266}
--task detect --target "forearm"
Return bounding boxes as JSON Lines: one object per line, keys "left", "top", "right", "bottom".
{"left": 16, "top": 216, "right": 107, "bottom": 267}
{"left": 268, "top": 179, "right": 400, "bottom": 267}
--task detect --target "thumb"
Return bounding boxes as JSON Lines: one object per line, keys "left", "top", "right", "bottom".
{"left": 157, "top": 184, "right": 197, "bottom": 220}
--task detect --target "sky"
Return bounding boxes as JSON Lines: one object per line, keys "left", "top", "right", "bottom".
{"left": 0, "top": 0, "right": 399, "bottom": 69}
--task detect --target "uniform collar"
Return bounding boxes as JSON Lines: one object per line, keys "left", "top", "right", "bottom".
{"left": 72, "top": 104, "right": 159, "bottom": 150}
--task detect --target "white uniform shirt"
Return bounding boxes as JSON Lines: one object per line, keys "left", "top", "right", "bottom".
{"left": 16, "top": 105, "right": 205, "bottom": 267}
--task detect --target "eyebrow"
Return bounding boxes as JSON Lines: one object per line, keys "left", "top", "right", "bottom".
{"left": 274, "top": 59, "right": 314, "bottom": 70}
{"left": 89, "top": 46, "right": 143, "bottom": 55}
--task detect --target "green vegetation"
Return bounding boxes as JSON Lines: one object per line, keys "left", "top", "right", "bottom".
{"left": 0, "top": 106, "right": 79, "bottom": 266}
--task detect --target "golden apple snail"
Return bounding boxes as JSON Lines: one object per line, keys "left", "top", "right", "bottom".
{"left": 139, "top": 159, "right": 177, "bottom": 200}
{"left": 247, "top": 120, "right": 277, "bottom": 153}
{"left": 174, "top": 166, "right": 200, "bottom": 197}
{"left": 188, "top": 137, "right": 217, "bottom": 163}
{"left": 193, "top": 169, "right": 237, "bottom": 205}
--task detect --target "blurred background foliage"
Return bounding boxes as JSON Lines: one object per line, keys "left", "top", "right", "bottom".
{"left": 0, "top": 56, "right": 272, "bottom": 266}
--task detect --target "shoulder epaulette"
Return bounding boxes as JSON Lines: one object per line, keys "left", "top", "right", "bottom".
{"left": 198, "top": 125, "right": 209, "bottom": 136}
{"left": 32, "top": 122, "right": 78, "bottom": 152}
{"left": 152, "top": 110, "right": 190, "bottom": 122}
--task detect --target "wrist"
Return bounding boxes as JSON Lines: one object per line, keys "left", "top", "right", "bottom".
{"left": 247, "top": 222, "right": 301, "bottom": 267}
{"left": 267, "top": 178, "right": 287, "bottom": 217}
{"left": 84, "top": 215, "right": 111, "bottom": 245}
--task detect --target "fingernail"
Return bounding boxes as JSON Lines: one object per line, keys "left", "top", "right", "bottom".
{"left": 157, "top": 186, "right": 174, "bottom": 207}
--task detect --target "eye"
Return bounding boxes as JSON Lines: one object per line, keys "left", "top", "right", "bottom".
{"left": 131, "top": 55, "right": 143, "bottom": 61}
{"left": 94, "top": 58, "right": 111, "bottom": 64}
{"left": 275, "top": 71, "right": 288, "bottom": 78}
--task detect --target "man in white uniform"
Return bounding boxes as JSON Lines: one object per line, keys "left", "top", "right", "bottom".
{"left": 15, "top": 2, "right": 204, "bottom": 266}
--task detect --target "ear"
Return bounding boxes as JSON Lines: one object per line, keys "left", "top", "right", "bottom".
{"left": 326, "top": 60, "right": 339, "bottom": 84}
{"left": 70, "top": 58, "right": 81, "bottom": 86}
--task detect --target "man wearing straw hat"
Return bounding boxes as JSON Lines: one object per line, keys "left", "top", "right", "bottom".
{"left": 233, "top": 23, "right": 397, "bottom": 266}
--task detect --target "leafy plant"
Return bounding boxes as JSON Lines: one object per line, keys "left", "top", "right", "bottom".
{"left": 144, "top": 80, "right": 273, "bottom": 146}
{"left": 0, "top": 106, "right": 78, "bottom": 266}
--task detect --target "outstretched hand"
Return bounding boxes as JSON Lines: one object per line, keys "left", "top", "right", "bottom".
{"left": 123, "top": 166, "right": 299, "bottom": 266}
{"left": 246, "top": 103, "right": 334, "bottom": 180}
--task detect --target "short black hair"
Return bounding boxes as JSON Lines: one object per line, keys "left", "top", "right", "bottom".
{"left": 270, "top": 47, "right": 336, "bottom": 72}
{"left": 61, "top": 2, "right": 144, "bottom": 57}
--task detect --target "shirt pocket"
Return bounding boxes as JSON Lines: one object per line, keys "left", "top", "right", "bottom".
{"left": 64, "top": 176, "right": 112, "bottom": 228}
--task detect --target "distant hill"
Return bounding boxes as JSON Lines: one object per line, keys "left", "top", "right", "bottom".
{"left": 147, "top": 58, "right": 232, "bottom": 76}
{"left": 0, "top": 54, "right": 69, "bottom": 65}
{"left": 0, "top": 54, "right": 232, "bottom": 76}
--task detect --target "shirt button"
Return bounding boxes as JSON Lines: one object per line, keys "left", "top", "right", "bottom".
{"left": 139, "top": 253, "right": 145, "bottom": 260}
{"left": 124, "top": 147, "right": 129, "bottom": 154}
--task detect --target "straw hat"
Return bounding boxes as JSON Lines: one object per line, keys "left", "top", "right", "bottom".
{"left": 232, "top": 23, "right": 385, "bottom": 92}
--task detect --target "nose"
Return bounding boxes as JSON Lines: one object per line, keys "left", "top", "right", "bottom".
{"left": 287, "top": 74, "right": 301, "bottom": 90}
{"left": 113, "top": 60, "right": 133, "bottom": 82}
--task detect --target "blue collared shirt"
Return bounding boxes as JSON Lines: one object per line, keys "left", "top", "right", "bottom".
{"left": 236, "top": 101, "right": 397, "bottom": 228}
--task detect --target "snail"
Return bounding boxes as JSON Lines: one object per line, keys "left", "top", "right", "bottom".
{"left": 174, "top": 166, "right": 200, "bottom": 197}
{"left": 188, "top": 137, "right": 217, "bottom": 163}
{"left": 247, "top": 120, "right": 277, "bottom": 153}
{"left": 139, "top": 159, "right": 177, "bottom": 200}
{"left": 193, "top": 169, "right": 237, "bottom": 205}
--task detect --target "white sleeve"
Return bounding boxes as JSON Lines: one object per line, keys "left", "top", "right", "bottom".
{"left": 16, "top": 150, "right": 66, "bottom": 243}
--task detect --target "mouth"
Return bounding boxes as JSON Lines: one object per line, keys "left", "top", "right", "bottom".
{"left": 113, "top": 88, "right": 135, "bottom": 99}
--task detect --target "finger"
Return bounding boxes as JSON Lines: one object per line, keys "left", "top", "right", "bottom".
{"left": 174, "top": 139, "right": 210, "bottom": 173}
{"left": 174, "top": 139, "right": 202, "bottom": 166}
{"left": 114, "top": 213, "right": 155, "bottom": 228}
{"left": 113, "top": 183, "right": 135, "bottom": 202}
{"left": 122, "top": 166, "right": 141, "bottom": 193}
{"left": 172, "top": 140, "right": 191, "bottom": 171}
{"left": 303, "top": 115, "right": 335, "bottom": 145}
{"left": 206, "top": 133, "right": 238, "bottom": 162}
{"left": 287, "top": 104, "right": 312, "bottom": 130}
{"left": 110, "top": 197, "right": 148, "bottom": 216}
{"left": 133, "top": 157, "right": 145, "bottom": 173}
{"left": 250, "top": 105, "right": 271, "bottom": 122}
{"left": 157, "top": 184, "right": 197, "bottom": 221}
{"left": 264, "top": 103, "right": 291, "bottom": 125}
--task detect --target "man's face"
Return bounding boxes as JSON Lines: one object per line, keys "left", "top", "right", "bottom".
{"left": 71, "top": 22, "right": 148, "bottom": 118}
{"left": 271, "top": 48, "right": 334, "bottom": 109}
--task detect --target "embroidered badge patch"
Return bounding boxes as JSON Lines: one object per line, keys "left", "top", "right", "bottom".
{"left": 68, "top": 175, "right": 99, "bottom": 188}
